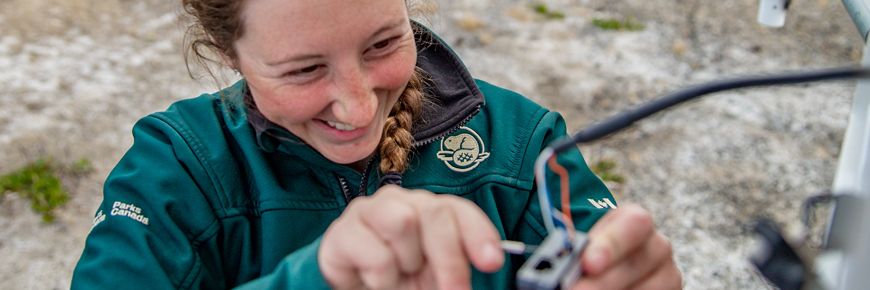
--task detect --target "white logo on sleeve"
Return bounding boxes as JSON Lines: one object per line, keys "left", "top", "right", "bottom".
{"left": 588, "top": 198, "right": 617, "bottom": 209}
{"left": 91, "top": 210, "right": 106, "bottom": 230}
{"left": 436, "top": 126, "right": 490, "bottom": 172}
{"left": 110, "top": 201, "right": 150, "bottom": 225}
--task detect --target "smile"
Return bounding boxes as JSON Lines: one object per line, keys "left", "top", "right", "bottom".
{"left": 325, "top": 120, "right": 358, "bottom": 131}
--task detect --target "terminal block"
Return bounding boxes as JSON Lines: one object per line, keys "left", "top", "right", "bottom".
{"left": 517, "top": 230, "right": 588, "bottom": 290}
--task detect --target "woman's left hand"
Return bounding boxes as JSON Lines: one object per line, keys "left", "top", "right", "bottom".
{"left": 571, "top": 204, "right": 682, "bottom": 290}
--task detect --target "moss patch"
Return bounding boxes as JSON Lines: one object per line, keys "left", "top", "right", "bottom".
{"left": 592, "top": 17, "right": 645, "bottom": 31}
{"left": 0, "top": 158, "right": 92, "bottom": 222}
{"left": 590, "top": 158, "right": 625, "bottom": 184}
{"left": 531, "top": 3, "right": 565, "bottom": 20}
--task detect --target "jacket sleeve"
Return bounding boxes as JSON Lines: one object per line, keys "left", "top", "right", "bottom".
{"left": 71, "top": 114, "right": 332, "bottom": 290}
{"left": 232, "top": 237, "right": 332, "bottom": 290}
{"left": 71, "top": 114, "right": 224, "bottom": 289}
{"left": 514, "top": 110, "right": 615, "bottom": 244}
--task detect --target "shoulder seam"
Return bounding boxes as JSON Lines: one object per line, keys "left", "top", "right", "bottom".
{"left": 510, "top": 107, "right": 550, "bottom": 185}
{"left": 148, "top": 110, "right": 231, "bottom": 213}
{"left": 138, "top": 113, "right": 225, "bottom": 289}
{"left": 140, "top": 113, "right": 224, "bottom": 230}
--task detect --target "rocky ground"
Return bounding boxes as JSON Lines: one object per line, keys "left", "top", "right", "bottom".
{"left": 0, "top": 0, "right": 863, "bottom": 289}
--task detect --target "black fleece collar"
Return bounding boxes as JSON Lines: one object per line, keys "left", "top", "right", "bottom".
{"left": 248, "top": 22, "right": 485, "bottom": 152}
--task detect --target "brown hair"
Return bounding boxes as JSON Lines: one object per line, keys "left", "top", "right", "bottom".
{"left": 181, "top": 0, "right": 246, "bottom": 82}
{"left": 181, "top": 0, "right": 426, "bottom": 175}
{"left": 379, "top": 67, "right": 425, "bottom": 174}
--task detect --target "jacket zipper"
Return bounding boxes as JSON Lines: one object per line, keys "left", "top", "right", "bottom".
{"left": 336, "top": 175, "right": 353, "bottom": 203}
{"left": 357, "top": 156, "right": 377, "bottom": 197}
{"left": 336, "top": 155, "right": 376, "bottom": 203}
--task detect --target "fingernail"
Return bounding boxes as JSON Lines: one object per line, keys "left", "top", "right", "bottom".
{"left": 584, "top": 247, "right": 608, "bottom": 274}
{"left": 482, "top": 243, "right": 500, "bottom": 261}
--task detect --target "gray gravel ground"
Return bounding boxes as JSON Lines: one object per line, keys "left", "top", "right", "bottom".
{"left": 0, "top": 0, "right": 863, "bottom": 289}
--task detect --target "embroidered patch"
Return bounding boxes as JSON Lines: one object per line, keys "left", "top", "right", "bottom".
{"left": 437, "top": 126, "right": 490, "bottom": 172}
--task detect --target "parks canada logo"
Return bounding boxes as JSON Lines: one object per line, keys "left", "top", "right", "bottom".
{"left": 436, "top": 126, "right": 490, "bottom": 172}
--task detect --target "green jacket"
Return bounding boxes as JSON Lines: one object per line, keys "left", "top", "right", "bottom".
{"left": 71, "top": 25, "right": 614, "bottom": 289}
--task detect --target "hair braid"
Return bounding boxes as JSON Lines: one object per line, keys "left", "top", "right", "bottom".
{"left": 379, "top": 67, "right": 425, "bottom": 174}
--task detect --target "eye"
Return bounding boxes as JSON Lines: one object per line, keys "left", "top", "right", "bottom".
{"left": 284, "top": 64, "right": 326, "bottom": 84}
{"left": 290, "top": 65, "right": 321, "bottom": 75}
{"left": 367, "top": 36, "right": 400, "bottom": 55}
{"left": 372, "top": 38, "right": 393, "bottom": 49}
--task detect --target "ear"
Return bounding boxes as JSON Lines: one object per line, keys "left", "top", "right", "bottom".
{"left": 220, "top": 52, "right": 238, "bottom": 72}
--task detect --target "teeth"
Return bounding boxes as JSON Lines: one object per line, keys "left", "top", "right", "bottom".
{"left": 326, "top": 120, "right": 357, "bottom": 131}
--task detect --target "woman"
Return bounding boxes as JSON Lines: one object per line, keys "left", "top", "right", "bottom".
{"left": 72, "top": 0, "right": 681, "bottom": 289}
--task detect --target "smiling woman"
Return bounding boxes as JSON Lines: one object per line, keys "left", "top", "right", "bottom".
{"left": 186, "top": 0, "right": 426, "bottom": 174}
{"left": 230, "top": 0, "right": 417, "bottom": 169}
{"left": 69, "top": 0, "right": 679, "bottom": 289}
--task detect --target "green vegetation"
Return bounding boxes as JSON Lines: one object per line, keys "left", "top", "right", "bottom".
{"left": 67, "top": 158, "right": 93, "bottom": 174}
{"left": 590, "top": 158, "right": 625, "bottom": 183}
{"left": 531, "top": 3, "right": 565, "bottom": 19}
{"left": 592, "top": 17, "right": 645, "bottom": 31}
{"left": 0, "top": 158, "right": 92, "bottom": 222}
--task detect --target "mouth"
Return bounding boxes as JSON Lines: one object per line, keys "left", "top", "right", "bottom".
{"left": 316, "top": 119, "right": 370, "bottom": 143}
{"left": 324, "top": 120, "right": 358, "bottom": 131}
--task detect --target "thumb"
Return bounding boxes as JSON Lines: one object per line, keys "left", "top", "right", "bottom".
{"left": 581, "top": 204, "right": 654, "bottom": 276}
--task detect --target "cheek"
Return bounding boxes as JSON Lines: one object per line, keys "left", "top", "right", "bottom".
{"left": 371, "top": 51, "right": 417, "bottom": 90}
{"left": 251, "top": 85, "right": 330, "bottom": 125}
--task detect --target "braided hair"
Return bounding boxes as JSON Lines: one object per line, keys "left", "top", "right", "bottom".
{"left": 378, "top": 67, "right": 426, "bottom": 176}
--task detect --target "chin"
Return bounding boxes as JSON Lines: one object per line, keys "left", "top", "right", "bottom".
{"left": 322, "top": 145, "right": 376, "bottom": 165}
{"left": 327, "top": 154, "right": 367, "bottom": 165}
{"left": 313, "top": 132, "right": 381, "bottom": 168}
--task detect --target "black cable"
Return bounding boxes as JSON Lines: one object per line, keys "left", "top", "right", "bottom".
{"left": 550, "top": 67, "right": 870, "bottom": 154}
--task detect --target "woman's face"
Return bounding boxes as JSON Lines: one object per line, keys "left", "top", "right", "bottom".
{"left": 233, "top": 0, "right": 417, "bottom": 166}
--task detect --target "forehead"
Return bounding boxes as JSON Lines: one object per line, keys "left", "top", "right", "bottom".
{"left": 238, "top": 0, "right": 409, "bottom": 57}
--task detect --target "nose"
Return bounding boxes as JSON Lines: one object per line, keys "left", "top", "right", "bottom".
{"left": 330, "top": 64, "right": 378, "bottom": 127}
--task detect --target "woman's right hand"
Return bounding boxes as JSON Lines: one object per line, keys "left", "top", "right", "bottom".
{"left": 318, "top": 185, "right": 505, "bottom": 290}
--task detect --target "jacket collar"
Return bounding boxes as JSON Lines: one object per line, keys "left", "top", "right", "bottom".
{"left": 245, "top": 22, "right": 485, "bottom": 153}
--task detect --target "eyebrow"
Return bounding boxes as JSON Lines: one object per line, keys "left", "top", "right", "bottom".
{"left": 370, "top": 18, "right": 407, "bottom": 40}
{"left": 266, "top": 18, "right": 408, "bottom": 66}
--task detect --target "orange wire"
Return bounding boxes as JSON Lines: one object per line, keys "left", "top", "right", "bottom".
{"left": 548, "top": 156, "right": 572, "bottom": 221}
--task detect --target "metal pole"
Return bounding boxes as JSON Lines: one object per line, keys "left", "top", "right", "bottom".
{"left": 827, "top": 6, "right": 870, "bottom": 288}
{"left": 841, "top": 0, "right": 870, "bottom": 41}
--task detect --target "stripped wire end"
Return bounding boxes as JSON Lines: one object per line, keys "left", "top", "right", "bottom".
{"left": 501, "top": 240, "right": 539, "bottom": 255}
{"left": 552, "top": 211, "right": 576, "bottom": 250}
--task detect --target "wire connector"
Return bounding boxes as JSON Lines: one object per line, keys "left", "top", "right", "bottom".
{"left": 517, "top": 230, "right": 588, "bottom": 290}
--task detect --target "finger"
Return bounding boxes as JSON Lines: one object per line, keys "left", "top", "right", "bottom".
{"left": 348, "top": 223, "right": 402, "bottom": 290}
{"left": 361, "top": 191, "right": 424, "bottom": 273}
{"left": 629, "top": 260, "right": 682, "bottom": 290}
{"left": 582, "top": 204, "right": 655, "bottom": 276}
{"left": 449, "top": 197, "right": 505, "bottom": 273}
{"left": 585, "top": 205, "right": 620, "bottom": 236}
{"left": 414, "top": 196, "right": 472, "bottom": 290}
{"left": 401, "top": 263, "right": 439, "bottom": 290}
{"left": 420, "top": 265, "right": 440, "bottom": 290}
{"left": 572, "top": 232, "right": 672, "bottom": 290}
{"left": 319, "top": 200, "right": 401, "bottom": 290}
